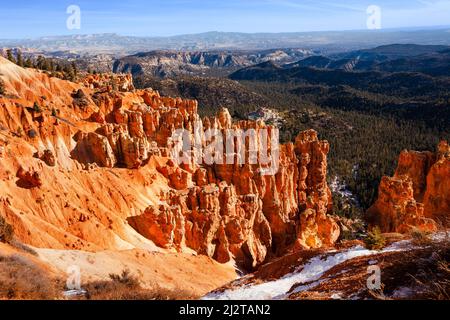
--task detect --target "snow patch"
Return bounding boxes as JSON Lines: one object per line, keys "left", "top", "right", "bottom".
{"left": 204, "top": 242, "right": 408, "bottom": 300}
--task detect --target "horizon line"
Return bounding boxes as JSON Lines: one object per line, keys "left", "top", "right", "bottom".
{"left": 1, "top": 24, "right": 450, "bottom": 41}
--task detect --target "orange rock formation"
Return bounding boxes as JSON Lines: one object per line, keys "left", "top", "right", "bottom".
{"left": 0, "top": 57, "right": 339, "bottom": 269}
{"left": 367, "top": 141, "right": 450, "bottom": 233}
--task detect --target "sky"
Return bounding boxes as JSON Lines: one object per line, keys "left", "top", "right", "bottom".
{"left": 1, "top": 0, "right": 450, "bottom": 39}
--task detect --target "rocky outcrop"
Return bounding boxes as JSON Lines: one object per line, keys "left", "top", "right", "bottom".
{"left": 82, "top": 73, "right": 134, "bottom": 92}
{"left": 16, "top": 166, "right": 42, "bottom": 188}
{"left": 130, "top": 125, "right": 339, "bottom": 268}
{"left": 367, "top": 141, "right": 450, "bottom": 233}
{"left": 423, "top": 141, "right": 450, "bottom": 225}
{"left": 70, "top": 82, "right": 340, "bottom": 268}
{"left": 34, "top": 149, "right": 56, "bottom": 167}
{"left": 72, "top": 131, "right": 117, "bottom": 168}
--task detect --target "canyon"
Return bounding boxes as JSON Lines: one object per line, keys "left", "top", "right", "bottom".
{"left": 0, "top": 54, "right": 448, "bottom": 299}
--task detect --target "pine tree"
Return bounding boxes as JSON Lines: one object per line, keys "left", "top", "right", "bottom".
{"left": 71, "top": 62, "right": 78, "bottom": 77}
{"left": 16, "top": 49, "right": 23, "bottom": 67}
{"left": 49, "top": 60, "right": 55, "bottom": 72}
{"left": 6, "top": 49, "right": 16, "bottom": 64}
{"left": 36, "top": 56, "right": 44, "bottom": 69}
{"left": 24, "top": 57, "right": 33, "bottom": 68}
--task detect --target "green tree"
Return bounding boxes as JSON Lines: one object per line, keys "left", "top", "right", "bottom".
{"left": 16, "top": 49, "right": 24, "bottom": 67}
{"left": 6, "top": 49, "right": 16, "bottom": 64}
{"left": 33, "top": 102, "right": 42, "bottom": 113}
{"left": 24, "top": 57, "right": 33, "bottom": 68}
{"left": 71, "top": 61, "right": 78, "bottom": 77}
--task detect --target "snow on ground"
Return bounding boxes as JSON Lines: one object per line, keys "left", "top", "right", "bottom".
{"left": 63, "top": 289, "right": 87, "bottom": 298}
{"left": 203, "top": 241, "right": 414, "bottom": 300}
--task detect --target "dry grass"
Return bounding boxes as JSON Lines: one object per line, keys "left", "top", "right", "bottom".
{"left": 81, "top": 269, "right": 197, "bottom": 300}
{"left": 410, "top": 229, "right": 433, "bottom": 247}
{"left": 0, "top": 215, "right": 14, "bottom": 244}
{"left": 379, "top": 238, "right": 450, "bottom": 300}
{"left": 407, "top": 240, "right": 450, "bottom": 300}
{"left": 0, "top": 254, "right": 61, "bottom": 300}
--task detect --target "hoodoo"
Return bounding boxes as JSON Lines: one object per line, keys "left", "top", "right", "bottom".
{"left": 367, "top": 141, "right": 450, "bottom": 233}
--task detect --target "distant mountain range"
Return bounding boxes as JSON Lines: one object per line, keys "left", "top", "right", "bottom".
{"left": 230, "top": 44, "right": 450, "bottom": 80}
{"left": 2, "top": 28, "right": 450, "bottom": 54}
{"left": 283, "top": 44, "right": 450, "bottom": 74}
{"left": 229, "top": 43, "right": 450, "bottom": 131}
{"left": 112, "top": 49, "right": 314, "bottom": 77}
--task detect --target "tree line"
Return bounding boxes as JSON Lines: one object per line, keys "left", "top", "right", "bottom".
{"left": 4, "top": 49, "right": 79, "bottom": 81}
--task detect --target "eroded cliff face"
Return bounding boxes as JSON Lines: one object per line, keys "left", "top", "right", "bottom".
{"left": 0, "top": 57, "right": 339, "bottom": 268}
{"left": 367, "top": 141, "right": 450, "bottom": 233}
{"left": 127, "top": 126, "right": 339, "bottom": 268}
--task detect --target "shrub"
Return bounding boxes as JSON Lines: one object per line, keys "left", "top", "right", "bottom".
{"left": 9, "top": 239, "right": 38, "bottom": 256}
{"left": 0, "top": 254, "right": 60, "bottom": 300}
{"left": 364, "top": 226, "right": 386, "bottom": 250}
{"left": 108, "top": 269, "right": 140, "bottom": 288}
{"left": 81, "top": 269, "right": 195, "bottom": 300}
{"left": 410, "top": 229, "right": 433, "bottom": 246}
{"left": 27, "top": 129, "right": 38, "bottom": 138}
{"left": 33, "top": 102, "right": 42, "bottom": 113}
{"left": 0, "top": 215, "right": 14, "bottom": 243}
{"left": 0, "top": 78, "right": 5, "bottom": 96}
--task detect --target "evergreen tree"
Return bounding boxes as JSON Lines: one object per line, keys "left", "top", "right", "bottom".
{"left": 36, "top": 56, "right": 44, "bottom": 69}
{"left": 6, "top": 49, "right": 15, "bottom": 64}
{"left": 16, "top": 49, "right": 23, "bottom": 67}
{"left": 71, "top": 61, "right": 78, "bottom": 77}
{"left": 24, "top": 57, "right": 33, "bottom": 68}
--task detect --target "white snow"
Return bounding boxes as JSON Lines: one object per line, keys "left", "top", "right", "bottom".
{"left": 330, "top": 176, "right": 360, "bottom": 206}
{"left": 203, "top": 242, "right": 410, "bottom": 300}
{"left": 63, "top": 289, "right": 87, "bottom": 298}
{"left": 391, "top": 286, "right": 415, "bottom": 299}
{"left": 330, "top": 293, "right": 344, "bottom": 300}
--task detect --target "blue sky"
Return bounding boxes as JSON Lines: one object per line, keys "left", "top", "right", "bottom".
{"left": 1, "top": 0, "right": 450, "bottom": 39}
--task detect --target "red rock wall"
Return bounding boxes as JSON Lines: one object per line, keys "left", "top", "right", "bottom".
{"left": 367, "top": 141, "right": 450, "bottom": 233}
